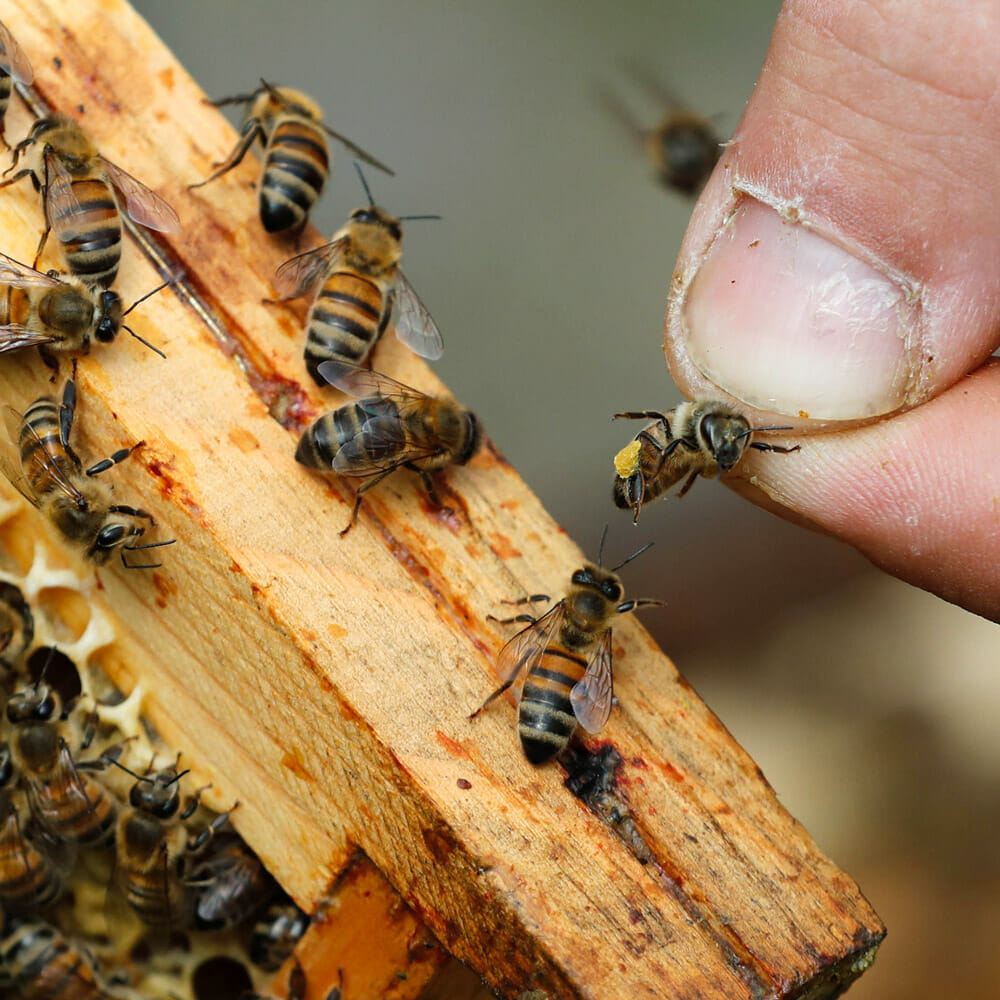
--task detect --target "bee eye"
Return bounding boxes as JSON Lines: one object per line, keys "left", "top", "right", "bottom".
{"left": 602, "top": 582, "right": 622, "bottom": 601}
{"left": 96, "top": 524, "right": 128, "bottom": 550}
{"left": 571, "top": 570, "right": 589, "bottom": 586}
{"left": 352, "top": 209, "right": 378, "bottom": 225}
{"left": 96, "top": 318, "right": 116, "bottom": 342}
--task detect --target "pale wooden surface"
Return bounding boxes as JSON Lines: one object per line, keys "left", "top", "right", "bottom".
{"left": 0, "top": 2, "right": 884, "bottom": 998}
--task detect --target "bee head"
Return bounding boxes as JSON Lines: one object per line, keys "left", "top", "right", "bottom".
{"left": 130, "top": 768, "right": 184, "bottom": 819}
{"left": 95, "top": 290, "right": 122, "bottom": 343}
{"left": 349, "top": 205, "right": 402, "bottom": 242}
{"left": 700, "top": 411, "right": 751, "bottom": 470}
{"left": 456, "top": 411, "right": 482, "bottom": 465}
{"left": 6, "top": 682, "right": 59, "bottom": 725}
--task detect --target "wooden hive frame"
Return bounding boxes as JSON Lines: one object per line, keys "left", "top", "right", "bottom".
{"left": 0, "top": 1, "right": 884, "bottom": 997}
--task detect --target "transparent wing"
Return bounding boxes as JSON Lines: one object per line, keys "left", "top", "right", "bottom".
{"left": 496, "top": 601, "right": 566, "bottom": 702}
{"left": 0, "top": 251, "right": 68, "bottom": 290}
{"left": 24, "top": 741, "right": 98, "bottom": 839}
{"left": 99, "top": 157, "right": 181, "bottom": 233}
{"left": 316, "top": 360, "right": 430, "bottom": 402}
{"left": 272, "top": 238, "right": 347, "bottom": 300}
{"left": 0, "top": 20, "right": 33, "bottom": 84}
{"left": 570, "top": 629, "right": 614, "bottom": 733}
{"left": 320, "top": 121, "right": 394, "bottom": 176}
{"left": 44, "top": 150, "right": 89, "bottom": 227}
{"left": 0, "top": 326, "right": 60, "bottom": 353}
{"left": 331, "top": 411, "right": 441, "bottom": 477}
{"left": 6, "top": 406, "right": 86, "bottom": 506}
{"left": 393, "top": 271, "right": 444, "bottom": 360}
{"left": 0, "top": 406, "right": 36, "bottom": 504}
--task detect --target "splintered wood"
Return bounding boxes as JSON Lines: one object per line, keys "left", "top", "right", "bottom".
{"left": 0, "top": 2, "right": 883, "bottom": 998}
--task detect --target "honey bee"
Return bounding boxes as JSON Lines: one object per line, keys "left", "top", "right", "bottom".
{"left": 297, "top": 362, "right": 482, "bottom": 535}
{"left": 245, "top": 962, "right": 343, "bottom": 1000}
{"left": 0, "top": 921, "right": 112, "bottom": 1000}
{"left": 612, "top": 401, "right": 800, "bottom": 523}
{"left": 248, "top": 897, "right": 309, "bottom": 971}
{"left": 0, "top": 113, "right": 180, "bottom": 288}
{"left": 190, "top": 831, "right": 276, "bottom": 931}
{"left": 601, "top": 68, "right": 719, "bottom": 195}
{"left": 470, "top": 539, "right": 663, "bottom": 764}
{"left": 0, "top": 20, "right": 33, "bottom": 148}
{"left": 2, "top": 368, "right": 175, "bottom": 568}
{"left": 6, "top": 682, "right": 119, "bottom": 847}
{"left": 111, "top": 760, "right": 233, "bottom": 932}
{"left": 271, "top": 163, "right": 443, "bottom": 384}
{"left": 0, "top": 252, "right": 167, "bottom": 362}
{"left": 0, "top": 797, "right": 66, "bottom": 913}
{"left": 191, "top": 78, "right": 393, "bottom": 233}
{"left": 0, "top": 580, "right": 33, "bottom": 677}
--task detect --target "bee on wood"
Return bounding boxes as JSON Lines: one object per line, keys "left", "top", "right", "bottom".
{"left": 2, "top": 367, "right": 175, "bottom": 568}
{"left": 0, "top": 113, "right": 180, "bottom": 288}
{"left": 0, "top": 20, "right": 33, "bottom": 149}
{"left": 0, "top": 252, "right": 167, "bottom": 363}
{"left": 0, "top": 921, "right": 113, "bottom": 1000}
{"left": 189, "top": 831, "right": 277, "bottom": 931}
{"left": 6, "top": 681, "right": 119, "bottom": 847}
{"left": 297, "top": 362, "right": 482, "bottom": 535}
{"left": 191, "top": 78, "right": 393, "bottom": 233}
{"left": 271, "top": 163, "right": 443, "bottom": 385}
{"left": 249, "top": 897, "right": 310, "bottom": 971}
{"left": 612, "top": 401, "right": 800, "bottom": 523}
{"left": 110, "top": 760, "right": 234, "bottom": 933}
{"left": 470, "top": 537, "right": 663, "bottom": 765}
{"left": 0, "top": 581, "right": 33, "bottom": 678}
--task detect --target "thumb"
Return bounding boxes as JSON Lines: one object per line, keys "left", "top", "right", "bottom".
{"left": 664, "top": 0, "right": 1000, "bottom": 618}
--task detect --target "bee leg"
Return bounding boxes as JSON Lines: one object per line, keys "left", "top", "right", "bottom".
{"left": 119, "top": 537, "right": 176, "bottom": 571}
{"left": 469, "top": 673, "right": 521, "bottom": 720}
{"left": 750, "top": 442, "right": 801, "bottom": 455}
{"left": 188, "top": 118, "right": 264, "bottom": 190}
{"left": 676, "top": 470, "right": 701, "bottom": 498}
{"left": 203, "top": 86, "right": 265, "bottom": 109}
{"left": 38, "top": 344, "right": 59, "bottom": 382}
{"left": 85, "top": 442, "right": 144, "bottom": 477}
{"left": 0, "top": 163, "right": 34, "bottom": 186}
{"left": 339, "top": 469, "right": 395, "bottom": 536}
{"left": 187, "top": 802, "right": 238, "bottom": 853}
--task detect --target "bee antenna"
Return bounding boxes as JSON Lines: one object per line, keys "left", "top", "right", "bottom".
{"left": 596, "top": 523, "right": 610, "bottom": 567}
{"left": 259, "top": 78, "right": 283, "bottom": 102}
{"left": 611, "top": 540, "right": 654, "bottom": 572}
{"left": 397, "top": 214, "right": 442, "bottom": 222}
{"left": 122, "top": 278, "right": 173, "bottom": 318}
{"left": 106, "top": 756, "right": 146, "bottom": 782}
{"left": 166, "top": 768, "right": 190, "bottom": 787}
{"left": 353, "top": 161, "right": 376, "bottom": 207}
{"left": 122, "top": 324, "right": 166, "bottom": 359}
{"left": 32, "top": 645, "right": 56, "bottom": 688}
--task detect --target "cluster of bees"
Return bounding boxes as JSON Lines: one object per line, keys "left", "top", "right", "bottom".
{"left": 0, "top": 12, "right": 805, "bottom": 997}
{"left": 0, "top": 577, "right": 311, "bottom": 998}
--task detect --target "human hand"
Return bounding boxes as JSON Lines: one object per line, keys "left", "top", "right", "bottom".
{"left": 664, "top": 0, "right": 1000, "bottom": 621}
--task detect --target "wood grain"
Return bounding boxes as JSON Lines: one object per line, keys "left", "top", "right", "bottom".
{"left": 0, "top": 2, "right": 884, "bottom": 997}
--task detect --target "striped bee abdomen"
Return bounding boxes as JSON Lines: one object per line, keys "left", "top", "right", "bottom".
{"left": 0, "top": 806, "right": 64, "bottom": 911}
{"left": 49, "top": 176, "right": 122, "bottom": 288}
{"left": 19, "top": 397, "right": 77, "bottom": 496}
{"left": 295, "top": 397, "right": 400, "bottom": 470}
{"left": 260, "top": 119, "right": 329, "bottom": 234}
{"left": 303, "top": 270, "right": 388, "bottom": 385}
{"left": 518, "top": 645, "right": 588, "bottom": 764}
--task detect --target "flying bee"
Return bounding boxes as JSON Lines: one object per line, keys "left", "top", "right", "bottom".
{"left": 249, "top": 897, "right": 310, "bottom": 971}
{"left": 0, "top": 20, "right": 33, "bottom": 149}
{"left": 612, "top": 401, "right": 800, "bottom": 523}
{"left": 0, "top": 113, "right": 180, "bottom": 288}
{"left": 189, "top": 831, "right": 277, "bottom": 931}
{"left": 0, "top": 797, "right": 66, "bottom": 913}
{"left": 470, "top": 536, "right": 664, "bottom": 765}
{"left": 110, "top": 759, "right": 234, "bottom": 933}
{"left": 0, "top": 252, "right": 168, "bottom": 363}
{"left": 601, "top": 66, "right": 720, "bottom": 195}
{"left": 6, "top": 681, "right": 119, "bottom": 847}
{"left": 0, "top": 921, "right": 113, "bottom": 1000}
{"left": 191, "top": 78, "right": 393, "bottom": 233}
{"left": 271, "top": 163, "right": 443, "bottom": 384}
{"left": 298, "top": 362, "right": 482, "bottom": 535}
{"left": 2, "top": 367, "right": 175, "bottom": 568}
{"left": 0, "top": 580, "right": 33, "bottom": 678}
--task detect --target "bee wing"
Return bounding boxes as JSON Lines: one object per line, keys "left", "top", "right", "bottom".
{"left": 5, "top": 405, "right": 86, "bottom": 507}
{"left": 99, "top": 156, "right": 181, "bottom": 233}
{"left": 0, "top": 251, "right": 68, "bottom": 289}
{"left": 319, "top": 122, "right": 395, "bottom": 176}
{"left": 272, "top": 238, "right": 347, "bottom": 300}
{"left": 331, "top": 410, "right": 439, "bottom": 476}
{"left": 317, "top": 360, "right": 429, "bottom": 401}
{"left": 392, "top": 270, "right": 444, "bottom": 360}
{"left": 24, "top": 741, "right": 98, "bottom": 839}
{"left": 496, "top": 601, "right": 566, "bottom": 702}
{"left": 0, "top": 326, "right": 60, "bottom": 354}
{"left": 569, "top": 629, "right": 614, "bottom": 733}
{"left": 0, "top": 20, "right": 33, "bottom": 84}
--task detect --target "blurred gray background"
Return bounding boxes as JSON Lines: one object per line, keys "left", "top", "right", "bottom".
{"left": 131, "top": 2, "right": 1000, "bottom": 997}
